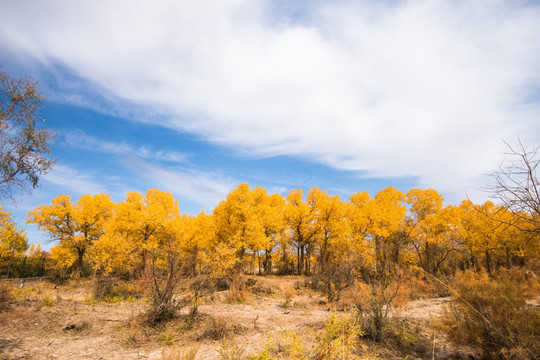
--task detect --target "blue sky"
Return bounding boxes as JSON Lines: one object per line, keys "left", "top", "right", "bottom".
{"left": 0, "top": 0, "right": 539, "bottom": 247}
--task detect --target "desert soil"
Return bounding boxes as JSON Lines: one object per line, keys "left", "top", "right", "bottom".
{"left": 0, "top": 277, "right": 451, "bottom": 360}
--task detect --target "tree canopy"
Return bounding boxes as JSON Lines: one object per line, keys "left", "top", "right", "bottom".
{"left": 0, "top": 69, "right": 55, "bottom": 200}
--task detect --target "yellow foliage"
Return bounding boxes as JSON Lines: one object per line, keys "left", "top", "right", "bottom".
{"left": 211, "top": 184, "right": 285, "bottom": 276}
{"left": 50, "top": 244, "right": 77, "bottom": 271}
{"left": 27, "top": 193, "right": 114, "bottom": 275}
{"left": 0, "top": 205, "right": 27, "bottom": 257}
{"left": 438, "top": 270, "right": 540, "bottom": 359}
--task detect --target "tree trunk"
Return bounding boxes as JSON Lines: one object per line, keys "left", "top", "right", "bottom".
{"left": 77, "top": 248, "right": 85, "bottom": 276}
{"left": 264, "top": 249, "right": 272, "bottom": 275}
{"left": 299, "top": 245, "right": 306, "bottom": 275}
{"left": 485, "top": 249, "right": 492, "bottom": 273}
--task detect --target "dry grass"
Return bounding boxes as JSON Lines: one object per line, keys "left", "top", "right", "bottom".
{"left": 0, "top": 275, "right": 493, "bottom": 359}
{"left": 281, "top": 284, "right": 295, "bottom": 308}
{"left": 162, "top": 345, "right": 199, "bottom": 360}
{"left": 437, "top": 270, "right": 540, "bottom": 359}
{"left": 199, "top": 315, "right": 246, "bottom": 341}
{"left": 0, "top": 281, "right": 13, "bottom": 311}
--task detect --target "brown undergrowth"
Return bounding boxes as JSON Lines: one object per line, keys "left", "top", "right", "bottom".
{"left": 0, "top": 275, "right": 501, "bottom": 360}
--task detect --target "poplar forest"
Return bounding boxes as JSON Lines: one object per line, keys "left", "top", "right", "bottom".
{"left": 1, "top": 164, "right": 539, "bottom": 360}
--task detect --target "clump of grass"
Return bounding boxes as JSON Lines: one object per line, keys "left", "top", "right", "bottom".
{"left": 41, "top": 294, "right": 55, "bottom": 307}
{"left": 248, "top": 314, "right": 368, "bottom": 360}
{"left": 228, "top": 275, "right": 248, "bottom": 304}
{"left": 253, "top": 330, "right": 308, "bottom": 360}
{"left": 158, "top": 331, "right": 175, "bottom": 345}
{"left": 12, "top": 284, "right": 40, "bottom": 300}
{"left": 161, "top": 345, "right": 199, "bottom": 360}
{"left": 313, "top": 313, "right": 363, "bottom": 360}
{"left": 281, "top": 284, "right": 295, "bottom": 308}
{"left": 85, "top": 296, "right": 98, "bottom": 306}
{"left": 218, "top": 340, "right": 246, "bottom": 360}
{"left": 200, "top": 316, "right": 245, "bottom": 340}
{"left": 384, "top": 319, "right": 430, "bottom": 358}
{"left": 122, "top": 318, "right": 150, "bottom": 346}
{"left": 0, "top": 281, "right": 13, "bottom": 311}
{"left": 93, "top": 276, "right": 140, "bottom": 303}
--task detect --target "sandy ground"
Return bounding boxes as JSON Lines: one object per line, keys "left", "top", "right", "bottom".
{"left": 0, "top": 277, "right": 452, "bottom": 360}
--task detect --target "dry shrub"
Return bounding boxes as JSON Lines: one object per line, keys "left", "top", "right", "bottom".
{"left": 313, "top": 314, "right": 363, "bottom": 360}
{"left": 162, "top": 345, "right": 199, "bottom": 360}
{"left": 358, "top": 288, "right": 385, "bottom": 342}
{"left": 501, "top": 268, "right": 540, "bottom": 299}
{"left": 251, "top": 284, "right": 275, "bottom": 296}
{"left": 281, "top": 284, "right": 295, "bottom": 307}
{"left": 251, "top": 330, "right": 308, "bottom": 360}
{"left": 93, "top": 276, "right": 114, "bottom": 299}
{"left": 336, "top": 280, "right": 370, "bottom": 310}
{"left": 200, "top": 316, "right": 245, "bottom": 340}
{"left": 384, "top": 319, "right": 430, "bottom": 357}
{"left": 122, "top": 318, "right": 151, "bottom": 346}
{"left": 407, "top": 271, "right": 438, "bottom": 299}
{"left": 355, "top": 276, "right": 409, "bottom": 342}
{"left": 228, "top": 274, "right": 247, "bottom": 303}
{"left": 217, "top": 340, "right": 246, "bottom": 360}
{"left": 308, "top": 268, "right": 351, "bottom": 303}
{"left": 93, "top": 276, "right": 140, "bottom": 303}
{"left": 0, "top": 281, "right": 13, "bottom": 311}
{"left": 438, "top": 270, "right": 540, "bottom": 359}
{"left": 138, "top": 264, "right": 187, "bottom": 325}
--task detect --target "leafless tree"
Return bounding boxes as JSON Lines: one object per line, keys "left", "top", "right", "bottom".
{"left": 0, "top": 69, "right": 55, "bottom": 200}
{"left": 488, "top": 139, "right": 539, "bottom": 234}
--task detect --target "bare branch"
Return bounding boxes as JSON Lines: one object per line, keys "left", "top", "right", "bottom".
{"left": 486, "top": 139, "right": 540, "bottom": 234}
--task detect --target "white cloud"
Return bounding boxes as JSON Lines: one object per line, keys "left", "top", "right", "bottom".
{"left": 1, "top": 0, "right": 539, "bottom": 196}
{"left": 132, "top": 159, "right": 236, "bottom": 211}
{"left": 42, "top": 164, "right": 107, "bottom": 196}
{"left": 62, "top": 131, "right": 189, "bottom": 163}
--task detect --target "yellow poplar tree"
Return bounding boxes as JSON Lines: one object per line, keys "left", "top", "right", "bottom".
{"left": 101, "top": 189, "right": 181, "bottom": 274}
{"left": 365, "top": 186, "right": 407, "bottom": 276}
{"left": 27, "top": 193, "right": 114, "bottom": 276}
{"left": 285, "top": 188, "right": 318, "bottom": 275}
{"left": 212, "top": 183, "right": 269, "bottom": 275}
{"left": 459, "top": 200, "right": 525, "bottom": 272}
{"left": 0, "top": 205, "right": 28, "bottom": 277}
{"left": 102, "top": 188, "right": 189, "bottom": 322}
{"left": 348, "top": 191, "right": 374, "bottom": 273}
{"left": 308, "top": 187, "right": 350, "bottom": 273}
{"left": 252, "top": 187, "right": 285, "bottom": 275}
{"left": 406, "top": 188, "right": 458, "bottom": 274}
{"left": 0, "top": 205, "right": 27, "bottom": 257}
{"left": 179, "top": 211, "right": 215, "bottom": 275}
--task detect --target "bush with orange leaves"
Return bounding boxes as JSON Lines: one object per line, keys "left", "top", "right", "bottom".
{"left": 438, "top": 270, "right": 539, "bottom": 360}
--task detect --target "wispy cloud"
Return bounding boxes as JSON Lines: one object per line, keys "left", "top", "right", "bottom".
{"left": 43, "top": 164, "right": 107, "bottom": 196}
{"left": 63, "top": 131, "right": 189, "bottom": 163}
{"left": 133, "top": 159, "right": 235, "bottom": 211}
{"left": 1, "top": 0, "right": 539, "bottom": 197}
